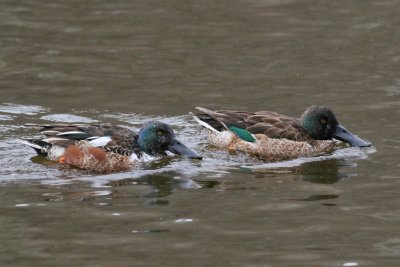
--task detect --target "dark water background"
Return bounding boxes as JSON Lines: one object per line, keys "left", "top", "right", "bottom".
{"left": 0, "top": 0, "right": 399, "bottom": 266}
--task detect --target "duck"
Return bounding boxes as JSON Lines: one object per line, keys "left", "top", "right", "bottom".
{"left": 192, "top": 106, "right": 370, "bottom": 162}
{"left": 19, "top": 121, "right": 202, "bottom": 173}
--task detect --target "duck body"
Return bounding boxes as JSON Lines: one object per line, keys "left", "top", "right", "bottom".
{"left": 228, "top": 133, "right": 336, "bottom": 162}
{"left": 193, "top": 106, "right": 370, "bottom": 162}
{"left": 20, "top": 121, "right": 201, "bottom": 173}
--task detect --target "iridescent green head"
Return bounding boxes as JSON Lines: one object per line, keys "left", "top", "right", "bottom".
{"left": 137, "top": 121, "right": 202, "bottom": 159}
{"left": 300, "top": 106, "right": 370, "bottom": 147}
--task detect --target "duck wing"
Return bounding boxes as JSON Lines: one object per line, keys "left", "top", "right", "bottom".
{"left": 195, "top": 108, "right": 310, "bottom": 141}
{"left": 245, "top": 111, "right": 309, "bottom": 141}
{"left": 25, "top": 123, "right": 140, "bottom": 156}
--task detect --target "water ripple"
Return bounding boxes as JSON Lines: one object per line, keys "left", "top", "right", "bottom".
{"left": 41, "top": 114, "right": 98, "bottom": 123}
{"left": 0, "top": 103, "right": 47, "bottom": 115}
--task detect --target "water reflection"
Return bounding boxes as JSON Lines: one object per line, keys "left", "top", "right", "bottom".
{"left": 296, "top": 159, "right": 348, "bottom": 184}
{"left": 42, "top": 189, "right": 112, "bottom": 202}
{"left": 141, "top": 157, "right": 184, "bottom": 170}
{"left": 293, "top": 194, "right": 339, "bottom": 202}
{"left": 107, "top": 173, "right": 178, "bottom": 200}
{"left": 246, "top": 158, "right": 352, "bottom": 184}
{"left": 106, "top": 172, "right": 219, "bottom": 206}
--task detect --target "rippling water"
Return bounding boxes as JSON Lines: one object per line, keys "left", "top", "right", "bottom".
{"left": 1, "top": 0, "right": 400, "bottom": 266}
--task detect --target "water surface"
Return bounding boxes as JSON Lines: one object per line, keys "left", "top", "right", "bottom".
{"left": 1, "top": 0, "right": 399, "bottom": 266}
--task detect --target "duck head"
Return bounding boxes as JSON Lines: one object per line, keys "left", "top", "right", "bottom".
{"left": 300, "top": 106, "right": 371, "bottom": 147}
{"left": 138, "top": 121, "right": 202, "bottom": 159}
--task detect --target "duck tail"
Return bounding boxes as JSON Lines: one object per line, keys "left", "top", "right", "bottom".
{"left": 18, "top": 138, "right": 65, "bottom": 161}
{"left": 194, "top": 107, "right": 230, "bottom": 132}
{"left": 17, "top": 139, "right": 52, "bottom": 156}
{"left": 191, "top": 113, "right": 225, "bottom": 134}
{"left": 191, "top": 110, "right": 234, "bottom": 148}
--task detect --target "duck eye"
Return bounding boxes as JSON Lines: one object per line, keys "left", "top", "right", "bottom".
{"left": 157, "top": 131, "right": 165, "bottom": 136}
{"left": 320, "top": 118, "right": 326, "bottom": 124}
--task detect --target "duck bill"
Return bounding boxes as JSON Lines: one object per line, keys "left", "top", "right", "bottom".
{"left": 168, "top": 139, "right": 202, "bottom": 159}
{"left": 333, "top": 124, "right": 371, "bottom": 147}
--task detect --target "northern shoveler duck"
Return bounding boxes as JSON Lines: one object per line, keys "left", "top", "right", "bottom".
{"left": 20, "top": 121, "right": 202, "bottom": 173}
{"left": 192, "top": 106, "right": 371, "bottom": 162}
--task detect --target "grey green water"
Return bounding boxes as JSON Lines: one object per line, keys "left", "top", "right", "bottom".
{"left": 1, "top": 0, "right": 399, "bottom": 266}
